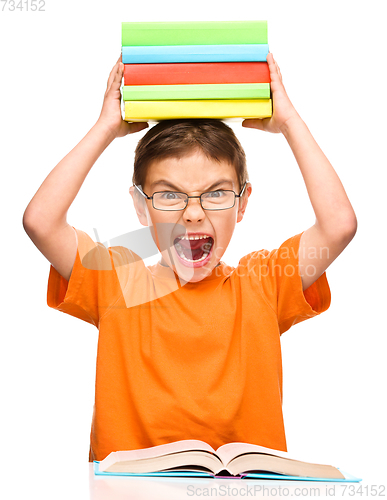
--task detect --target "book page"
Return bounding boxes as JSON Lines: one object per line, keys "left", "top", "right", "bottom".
{"left": 215, "top": 442, "right": 336, "bottom": 470}
{"left": 215, "top": 442, "right": 292, "bottom": 465}
{"left": 99, "top": 440, "right": 216, "bottom": 471}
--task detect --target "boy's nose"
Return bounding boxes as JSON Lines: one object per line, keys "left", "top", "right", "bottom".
{"left": 182, "top": 197, "right": 205, "bottom": 222}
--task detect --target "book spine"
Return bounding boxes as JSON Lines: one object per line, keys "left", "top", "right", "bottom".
{"left": 123, "top": 62, "right": 271, "bottom": 86}
{"left": 121, "top": 21, "right": 268, "bottom": 46}
{"left": 124, "top": 99, "right": 273, "bottom": 121}
{"left": 121, "top": 44, "right": 269, "bottom": 64}
{"left": 122, "top": 83, "right": 271, "bottom": 101}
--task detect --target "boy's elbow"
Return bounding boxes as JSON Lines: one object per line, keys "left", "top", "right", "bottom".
{"left": 343, "top": 212, "right": 357, "bottom": 240}
{"left": 320, "top": 212, "right": 357, "bottom": 249}
{"left": 334, "top": 213, "right": 358, "bottom": 247}
{"left": 22, "top": 207, "right": 38, "bottom": 234}
{"left": 22, "top": 209, "right": 33, "bottom": 233}
{"left": 349, "top": 215, "right": 358, "bottom": 238}
{"left": 22, "top": 207, "right": 45, "bottom": 237}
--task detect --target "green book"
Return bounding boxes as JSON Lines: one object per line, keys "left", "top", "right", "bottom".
{"left": 122, "top": 83, "right": 270, "bottom": 101}
{"left": 121, "top": 21, "right": 268, "bottom": 46}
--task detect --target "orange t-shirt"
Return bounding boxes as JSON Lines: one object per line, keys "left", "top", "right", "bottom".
{"left": 47, "top": 228, "right": 331, "bottom": 462}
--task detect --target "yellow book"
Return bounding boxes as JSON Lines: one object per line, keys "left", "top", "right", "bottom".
{"left": 124, "top": 99, "right": 272, "bottom": 121}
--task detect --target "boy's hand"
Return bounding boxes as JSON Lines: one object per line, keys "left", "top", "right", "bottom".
{"left": 96, "top": 55, "right": 149, "bottom": 139}
{"left": 242, "top": 53, "right": 300, "bottom": 134}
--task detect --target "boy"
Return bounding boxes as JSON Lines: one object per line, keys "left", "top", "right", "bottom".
{"left": 22, "top": 54, "right": 357, "bottom": 462}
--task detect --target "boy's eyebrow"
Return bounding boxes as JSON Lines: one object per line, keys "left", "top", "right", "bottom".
{"left": 150, "top": 179, "right": 234, "bottom": 191}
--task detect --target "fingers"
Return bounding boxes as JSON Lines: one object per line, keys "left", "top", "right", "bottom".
{"left": 275, "top": 60, "right": 282, "bottom": 81}
{"left": 106, "top": 57, "right": 123, "bottom": 93}
{"left": 106, "top": 60, "right": 123, "bottom": 94}
{"left": 113, "top": 62, "right": 124, "bottom": 88}
{"left": 267, "top": 52, "right": 283, "bottom": 84}
{"left": 106, "top": 61, "right": 120, "bottom": 92}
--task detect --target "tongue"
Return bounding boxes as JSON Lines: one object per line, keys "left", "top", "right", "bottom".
{"left": 190, "top": 247, "right": 205, "bottom": 260}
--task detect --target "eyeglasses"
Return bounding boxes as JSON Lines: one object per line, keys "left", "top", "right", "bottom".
{"left": 134, "top": 182, "right": 247, "bottom": 211}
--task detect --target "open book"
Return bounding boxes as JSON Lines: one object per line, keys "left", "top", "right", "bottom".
{"left": 95, "top": 440, "right": 358, "bottom": 481}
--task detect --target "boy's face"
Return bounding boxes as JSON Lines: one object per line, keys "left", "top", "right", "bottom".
{"left": 130, "top": 150, "right": 251, "bottom": 283}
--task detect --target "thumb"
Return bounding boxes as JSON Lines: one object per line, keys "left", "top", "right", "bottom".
{"left": 242, "top": 119, "right": 267, "bottom": 131}
{"left": 121, "top": 121, "right": 149, "bottom": 136}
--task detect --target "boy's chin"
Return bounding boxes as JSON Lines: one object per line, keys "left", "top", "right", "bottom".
{"left": 160, "top": 249, "right": 217, "bottom": 283}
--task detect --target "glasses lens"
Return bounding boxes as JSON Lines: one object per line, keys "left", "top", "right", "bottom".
{"left": 153, "top": 192, "right": 187, "bottom": 210}
{"left": 201, "top": 190, "right": 235, "bottom": 210}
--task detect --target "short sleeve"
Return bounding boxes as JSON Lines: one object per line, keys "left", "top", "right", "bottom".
{"left": 46, "top": 227, "right": 120, "bottom": 328}
{"left": 237, "top": 232, "right": 331, "bottom": 335}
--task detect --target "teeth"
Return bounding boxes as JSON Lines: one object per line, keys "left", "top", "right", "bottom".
{"left": 175, "top": 240, "right": 212, "bottom": 252}
{"left": 179, "top": 234, "right": 212, "bottom": 241}
{"left": 174, "top": 234, "right": 213, "bottom": 263}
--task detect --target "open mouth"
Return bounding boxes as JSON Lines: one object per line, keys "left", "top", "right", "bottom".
{"left": 173, "top": 235, "right": 214, "bottom": 264}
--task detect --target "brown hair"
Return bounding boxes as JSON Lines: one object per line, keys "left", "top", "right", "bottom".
{"left": 132, "top": 119, "right": 248, "bottom": 195}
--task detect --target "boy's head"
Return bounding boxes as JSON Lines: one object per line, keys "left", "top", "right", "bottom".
{"left": 129, "top": 119, "right": 252, "bottom": 283}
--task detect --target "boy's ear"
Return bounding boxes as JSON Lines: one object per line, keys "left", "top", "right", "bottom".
{"left": 236, "top": 182, "right": 252, "bottom": 223}
{"left": 129, "top": 186, "right": 149, "bottom": 227}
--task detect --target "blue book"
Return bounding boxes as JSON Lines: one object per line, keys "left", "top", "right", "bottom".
{"left": 121, "top": 44, "right": 269, "bottom": 64}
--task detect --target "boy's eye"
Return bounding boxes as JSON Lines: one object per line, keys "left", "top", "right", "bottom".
{"left": 206, "top": 190, "right": 225, "bottom": 198}
{"left": 161, "top": 192, "right": 182, "bottom": 200}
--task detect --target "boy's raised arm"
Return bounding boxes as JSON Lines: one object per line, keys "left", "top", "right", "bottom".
{"left": 22, "top": 57, "right": 148, "bottom": 282}
{"left": 242, "top": 53, "right": 357, "bottom": 291}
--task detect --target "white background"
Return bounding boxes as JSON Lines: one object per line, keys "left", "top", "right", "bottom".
{"left": 1, "top": 0, "right": 386, "bottom": 498}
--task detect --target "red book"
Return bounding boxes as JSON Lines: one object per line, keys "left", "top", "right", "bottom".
{"left": 123, "top": 62, "right": 270, "bottom": 85}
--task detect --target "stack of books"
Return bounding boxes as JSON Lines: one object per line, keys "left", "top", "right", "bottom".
{"left": 121, "top": 21, "right": 272, "bottom": 122}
